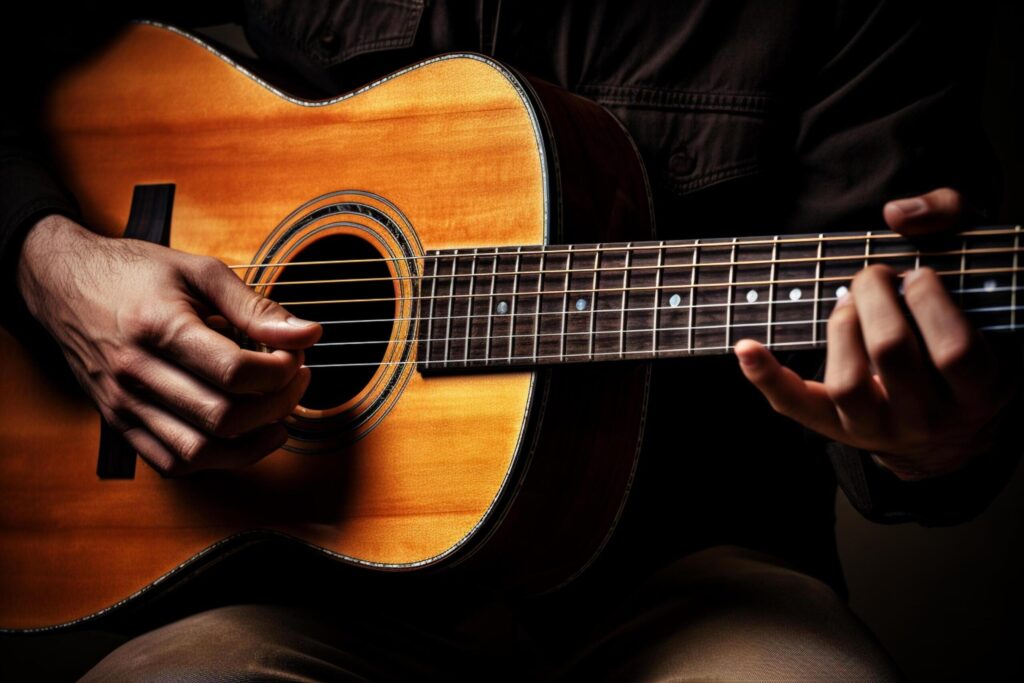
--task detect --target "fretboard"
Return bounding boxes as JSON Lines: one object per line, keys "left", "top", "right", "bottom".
{"left": 417, "top": 226, "right": 1023, "bottom": 371}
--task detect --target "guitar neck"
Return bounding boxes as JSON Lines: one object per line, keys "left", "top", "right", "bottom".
{"left": 418, "top": 226, "right": 1024, "bottom": 371}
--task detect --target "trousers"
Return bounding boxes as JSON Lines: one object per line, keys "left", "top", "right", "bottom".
{"left": 74, "top": 546, "right": 901, "bottom": 682}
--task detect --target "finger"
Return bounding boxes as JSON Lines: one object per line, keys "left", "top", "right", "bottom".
{"left": 735, "top": 339, "right": 844, "bottom": 439}
{"left": 902, "top": 267, "right": 995, "bottom": 405}
{"left": 850, "top": 266, "right": 928, "bottom": 420}
{"left": 824, "top": 294, "right": 888, "bottom": 438}
{"left": 883, "top": 187, "right": 966, "bottom": 236}
{"left": 149, "top": 311, "right": 305, "bottom": 394}
{"left": 121, "top": 425, "right": 178, "bottom": 475}
{"left": 184, "top": 256, "right": 322, "bottom": 350}
{"left": 119, "top": 354, "right": 311, "bottom": 437}
{"left": 127, "top": 397, "right": 288, "bottom": 475}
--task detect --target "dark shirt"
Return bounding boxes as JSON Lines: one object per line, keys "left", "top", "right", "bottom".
{"left": 0, "top": 0, "right": 1013, "bottom": 591}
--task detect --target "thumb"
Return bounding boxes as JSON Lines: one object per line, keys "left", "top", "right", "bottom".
{"left": 883, "top": 187, "right": 967, "bottom": 237}
{"left": 186, "top": 257, "right": 322, "bottom": 349}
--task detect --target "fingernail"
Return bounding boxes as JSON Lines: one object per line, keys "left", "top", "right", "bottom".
{"left": 285, "top": 316, "right": 316, "bottom": 328}
{"left": 835, "top": 292, "right": 852, "bottom": 308}
{"left": 903, "top": 268, "right": 926, "bottom": 287}
{"left": 890, "top": 198, "right": 927, "bottom": 217}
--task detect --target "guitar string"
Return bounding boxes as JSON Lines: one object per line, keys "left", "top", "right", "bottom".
{"left": 273, "top": 265, "right": 1024, "bottom": 307}
{"left": 308, "top": 300, "right": 1023, "bottom": 351}
{"left": 301, "top": 320, "right": 1018, "bottom": 370}
{"left": 244, "top": 244, "right": 1024, "bottom": 289}
{"left": 307, "top": 282, "right": 1022, "bottom": 327}
{"left": 226, "top": 226, "right": 1023, "bottom": 271}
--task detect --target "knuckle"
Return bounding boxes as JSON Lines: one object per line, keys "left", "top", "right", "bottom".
{"left": 218, "top": 353, "right": 245, "bottom": 390}
{"left": 870, "top": 330, "right": 911, "bottom": 367}
{"left": 826, "top": 375, "right": 863, "bottom": 406}
{"left": 200, "top": 398, "right": 234, "bottom": 437}
{"left": 933, "top": 334, "right": 973, "bottom": 374}
{"left": 177, "top": 432, "right": 209, "bottom": 464}
{"left": 194, "top": 255, "right": 231, "bottom": 283}
{"left": 110, "top": 348, "right": 144, "bottom": 381}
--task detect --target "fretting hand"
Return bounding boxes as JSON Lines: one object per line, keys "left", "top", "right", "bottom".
{"left": 16, "top": 214, "right": 322, "bottom": 475}
{"left": 735, "top": 188, "right": 1019, "bottom": 480}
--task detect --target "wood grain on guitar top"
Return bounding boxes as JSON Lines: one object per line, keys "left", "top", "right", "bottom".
{"left": 0, "top": 24, "right": 558, "bottom": 629}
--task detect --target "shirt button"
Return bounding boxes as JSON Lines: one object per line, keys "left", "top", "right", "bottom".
{"left": 667, "top": 150, "right": 696, "bottom": 177}
{"left": 320, "top": 31, "right": 338, "bottom": 48}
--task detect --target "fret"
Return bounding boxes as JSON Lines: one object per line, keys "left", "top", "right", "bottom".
{"left": 725, "top": 238, "right": 738, "bottom": 349}
{"left": 424, "top": 254, "right": 441, "bottom": 367}
{"left": 560, "top": 246, "right": 573, "bottom": 361}
{"left": 508, "top": 246, "right": 522, "bottom": 363}
{"left": 959, "top": 236, "right": 967, "bottom": 307}
{"left": 534, "top": 245, "right": 545, "bottom": 362}
{"left": 812, "top": 235, "right": 823, "bottom": 346}
{"left": 691, "top": 237, "right": 733, "bottom": 353}
{"left": 652, "top": 241, "right": 665, "bottom": 351}
{"left": 588, "top": 249, "right": 601, "bottom": 359}
{"left": 463, "top": 248, "right": 479, "bottom": 366}
{"left": 961, "top": 230, "right": 1016, "bottom": 332}
{"left": 766, "top": 236, "right": 778, "bottom": 349}
{"left": 443, "top": 249, "right": 459, "bottom": 367}
{"left": 483, "top": 248, "right": 498, "bottom": 363}
{"left": 731, "top": 236, "right": 773, "bottom": 347}
{"left": 619, "top": 243, "right": 632, "bottom": 359}
{"left": 687, "top": 239, "right": 700, "bottom": 354}
{"left": 772, "top": 234, "right": 819, "bottom": 348}
{"left": 1013, "top": 227, "right": 1020, "bottom": 330}
{"left": 864, "top": 231, "right": 872, "bottom": 270}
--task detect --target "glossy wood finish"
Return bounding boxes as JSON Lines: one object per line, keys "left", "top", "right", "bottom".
{"left": 0, "top": 25, "right": 552, "bottom": 629}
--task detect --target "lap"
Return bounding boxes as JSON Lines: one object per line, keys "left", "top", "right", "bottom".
{"left": 79, "top": 546, "right": 901, "bottom": 682}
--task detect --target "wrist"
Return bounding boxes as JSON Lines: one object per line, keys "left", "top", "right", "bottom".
{"left": 15, "top": 214, "right": 95, "bottom": 318}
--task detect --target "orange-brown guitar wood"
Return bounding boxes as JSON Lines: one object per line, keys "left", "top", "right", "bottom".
{"left": 0, "top": 24, "right": 651, "bottom": 630}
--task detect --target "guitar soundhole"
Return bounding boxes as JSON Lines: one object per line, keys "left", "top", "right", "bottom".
{"left": 266, "top": 234, "right": 395, "bottom": 411}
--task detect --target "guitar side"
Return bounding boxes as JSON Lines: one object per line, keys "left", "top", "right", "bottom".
{"left": 0, "top": 24, "right": 651, "bottom": 630}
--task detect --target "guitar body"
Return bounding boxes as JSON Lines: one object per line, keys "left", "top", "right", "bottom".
{"left": 0, "top": 24, "right": 652, "bottom": 630}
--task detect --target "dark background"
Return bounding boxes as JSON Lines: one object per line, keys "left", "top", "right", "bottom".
{"left": 836, "top": 1, "right": 1024, "bottom": 679}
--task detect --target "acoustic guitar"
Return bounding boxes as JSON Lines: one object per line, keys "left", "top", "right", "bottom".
{"left": 1, "top": 23, "right": 1020, "bottom": 631}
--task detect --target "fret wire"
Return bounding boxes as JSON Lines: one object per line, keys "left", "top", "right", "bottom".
{"left": 653, "top": 240, "right": 665, "bottom": 352}
{"left": 959, "top": 236, "right": 967, "bottom": 308}
{"left": 767, "top": 236, "right": 778, "bottom": 349}
{"left": 508, "top": 246, "right": 522, "bottom": 363}
{"left": 560, "top": 246, "right": 573, "bottom": 361}
{"left": 725, "top": 238, "right": 738, "bottom": 350}
{"left": 813, "top": 233, "right": 824, "bottom": 345}
{"left": 534, "top": 245, "right": 545, "bottom": 362}
{"left": 282, "top": 264, "right": 1024, "bottom": 308}
{"left": 463, "top": 248, "right": 478, "bottom": 365}
{"left": 443, "top": 250, "right": 458, "bottom": 367}
{"left": 687, "top": 239, "right": 699, "bottom": 354}
{"left": 230, "top": 226, "right": 1024, "bottom": 271}
{"left": 483, "top": 247, "right": 499, "bottom": 364}
{"left": 864, "top": 230, "right": 872, "bottom": 271}
{"left": 1014, "top": 227, "right": 1020, "bottom": 330}
{"left": 619, "top": 242, "right": 632, "bottom": 359}
{"left": 256, "top": 244, "right": 1024, "bottom": 289}
{"left": 589, "top": 248, "right": 601, "bottom": 360}
{"left": 424, "top": 254, "right": 440, "bottom": 367}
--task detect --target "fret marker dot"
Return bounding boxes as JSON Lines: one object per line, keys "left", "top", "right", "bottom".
{"left": 984, "top": 279, "right": 997, "bottom": 293}
{"left": 746, "top": 289, "right": 758, "bottom": 303}
{"left": 495, "top": 301, "right": 509, "bottom": 315}
{"left": 789, "top": 288, "right": 802, "bottom": 301}
{"left": 575, "top": 297, "right": 588, "bottom": 311}
{"left": 669, "top": 293, "right": 682, "bottom": 308}
{"left": 836, "top": 286, "right": 849, "bottom": 299}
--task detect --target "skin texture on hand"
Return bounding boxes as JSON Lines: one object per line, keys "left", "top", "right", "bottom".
{"left": 735, "top": 188, "right": 1019, "bottom": 481}
{"left": 16, "top": 214, "right": 322, "bottom": 475}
